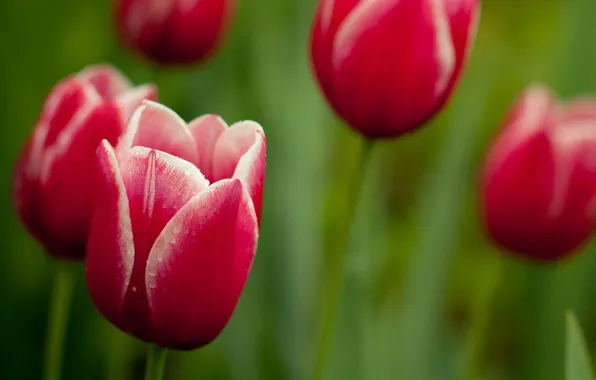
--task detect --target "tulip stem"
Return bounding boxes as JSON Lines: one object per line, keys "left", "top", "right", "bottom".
{"left": 43, "top": 260, "right": 74, "bottom": 380}
{"left": 145, "top": 344, "right": 168, "bottom": 380}
{"left": 463, "top": 252, "right": 503, "bottom": 380}
{"left": 313, "top": 136, "right": 374, "bottom": 380}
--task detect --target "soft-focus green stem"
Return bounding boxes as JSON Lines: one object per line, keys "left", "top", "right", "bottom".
{"left": 43, "top": 261, "right": 74, "bottom": 380}
{"left": 463, "top": 252, "right": 503, "bottom": 380}
{"left": 145, "top": 345, "right": 168, "bottom": 380}
{"left": 148, "top": 65, "right": 184, "bottom": 112}
{"left": 313, "top": 137, "right": 374, "bottom": 380}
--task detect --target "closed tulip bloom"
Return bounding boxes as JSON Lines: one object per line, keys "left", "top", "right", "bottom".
{"left": 116, "top": 0, "right": 233, "bottom": 65}
{"left": 482, "top": 85, "right": 596, "bottom": 261}
{"left": 310, "top": 0, "right": 479, "bottom": 138}
{"left": 86, "top": 101, "right": 265, "bottom": 349}
{"left": 14, "top": 65, "right": 156, "bottom": 259}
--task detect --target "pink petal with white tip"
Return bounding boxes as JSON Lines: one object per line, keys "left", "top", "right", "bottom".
{"left": 119, "top": 101, "right": 198, "bottom": 165}
{"left": 147, "top": 178, "right": 258, "bottom": 350}
{"left": 40, "top": 77, "right": 101, "bottom": 150}
{"left": 119, "top": 146, "right": 208, "bottom": 340}
{"left": 188, "top": 114, "right": 227, "bottom": 182}
{"left": 232, "top": 131, "right": 266, "bottom": 223}
{"left": 212, "top": 121, "right": 263, "bottom": 181}
{"left": 37, "top": 102, "right": 124, "bottom": 257}
{"left": 330, "top": 0, "right": 456, "bottom": 137}
{"left": 484, "top": 85, "right": 556, "bottom": 175}
{"left": 78, "top": 64, "right": 133, "bottom": 99}
{"left": 86, "top": 140, "right": 134, "bottom": 332}
{"left": 113, "top": 84, "right": 158, "bottom": 125}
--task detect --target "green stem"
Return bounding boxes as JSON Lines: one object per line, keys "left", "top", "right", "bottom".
{"left": 43, "top": 261, "right": 74, "bottom": 380}
{"left": 463, "top": 252, "right": 503, "bottom": 380}
{"left": 145, "top": 344, "right": 168, "bottom": 380}
{"left": 313, "top": 136, "right": 375, "bottom": 380}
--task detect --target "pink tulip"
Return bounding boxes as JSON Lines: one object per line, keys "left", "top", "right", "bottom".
{"left": 115, "top": 0, "right": 234, "bottom": 65}
{"left": 14, "top": 65, "right": 156, "bottom": 259}
{"left": 85, "top": 101, "right": 266, "bottom": 349}
{"left": 310, "top": 0, "right": 479, "bottom": 138}
{"left": 482, "top": 85, "right": 596, "bottom": 261}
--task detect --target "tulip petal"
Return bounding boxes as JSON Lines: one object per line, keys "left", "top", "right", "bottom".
{"left": 119, "top": 101, "right": 198, "bottom": 165}
{"left": 120, "top": 146, "right": 208, "bottom": 340}
{"left": 311, "top": 0, "right": 361, "bottom": 97}
{"left": 232, "top": 131, "right": 266, "bottom": 224}
{"left": 13, "top": 126, "right": 49, "bottom": 247}
{"left": 86, "top": 140, "right": 134, "bottom": 332}
{"left": 330, "top": 0, "right": 456, "bottom": 137}
{"left": 212, "top": 121, "right": 263, "bottom": 181}
{"left": 432, "top": 0, "right": 479, "bottom": 114}
{"left": 114, "top": 84, "right": 158, "bottom": 124}
{"left": 188, "top": 114, "right": 227, "bottom": 182}
{"left": 550, "top": 114, "right": 596, "bottom": 215}
{"left": 562, "top": 99, "right": 596, "bottom": 120}
{"left": 41, "top": 77, "right": 101, "bottom": 150}
{"left": 482, "top": 86, "right": 571, "bottom": 259}
{"left": 485, "top": 85, "right": 556, "bottom": 173}
{"left": 119, "top": 0, "right": 175, "bottom": 43}
{"left": 78, "top": 64, "right": 134, "bottom": 99}
{"left": 147, "top": 179, "right": 258, "bottom": 349}
{"left": 166, "top": 0, "right": 231, "bottom": 64}
{"left": 35, "top": 102, "right": 124, "bottom": 258}
{"left": 549, "top": 109, "right": 596, "bottom": 246}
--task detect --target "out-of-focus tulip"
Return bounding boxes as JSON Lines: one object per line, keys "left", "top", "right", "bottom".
{"left": 310, "top": 0, "right": 479, "bottom": 138}
{"left": 482, "top": 85, "right": 596, "bottom": 261}
{"left": 115, "top": 0, "right": 234, "bottom": 65}
{"left": 13, "top": 65, "right": 156, "bottom": 259}
{"left": 86, "top": 101, "right": 266, "bottom": 349}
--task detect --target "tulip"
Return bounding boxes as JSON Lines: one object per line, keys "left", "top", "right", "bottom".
{"left": 115, "top": 0, "right": 234, "bottom": 65}
{"left": 310, "top": 0, "right": 480, "bottom": 138}
{"left": 85, "top": 101, "right": 266, "bottom": 349}
{"left": 14, "top": 65, "right": 156, "bottom": 259}
{"left": 482, "top": 85, "right": 596, "bottom": 261}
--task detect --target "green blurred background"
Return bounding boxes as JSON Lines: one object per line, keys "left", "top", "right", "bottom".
{"left": 2, "top": 0, "right": 596, "bottom": 379}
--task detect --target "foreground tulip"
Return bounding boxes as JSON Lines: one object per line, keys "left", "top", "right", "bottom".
{"left": 482, "top": 85, "right": 596, "bottom": 261}
{"left": 310, "top": 0, "right": 479, "bottom": 138}
{"left": 14, "top": 65, "right": 156, "bottom": 259}
{"left": 115, "top": 0, "right": 234, "bottom": 65}
{"left": 86, "top": 101, "right": 265, "bottom": 350}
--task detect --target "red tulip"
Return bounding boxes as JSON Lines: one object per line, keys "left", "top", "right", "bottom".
{"left": 14, "top": 65, "right": 156, "bottom": 259}
{"left": 85, "top": 101, "right": 266, "bottom": 349}
{"left": 482, "top": 85, "right": 596, "bottom": 261}
{"left": 115, "top": 0, "right": 234, "bottom": 65}
{"left": 310, "top": 0, "right": 479, "bottom": 138}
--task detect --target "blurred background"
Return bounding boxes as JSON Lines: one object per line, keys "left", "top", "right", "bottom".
{"left": 2, "top": 0, "right": 596, "bottom": 379}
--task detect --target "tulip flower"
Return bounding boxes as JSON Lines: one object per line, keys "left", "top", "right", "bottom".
{"left": 115, "top": 0, "right": 234, "bottom": 65}
{"left": 482, "top": 85, "right": 596, "bottom": 261}
{"left": 86, "top": 101, "right": 266, "bottom": 350}
{"left": 310, "top": 0, "right": 480, "bottom": 138}
{"left": 14, "top": 65, "right": 156, "bottom": 259}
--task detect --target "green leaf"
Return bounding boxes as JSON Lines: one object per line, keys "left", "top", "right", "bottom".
{"left": 566, "top": 311, "right": 595, "bottom": 380}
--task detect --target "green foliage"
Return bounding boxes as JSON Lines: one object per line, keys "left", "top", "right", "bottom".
{"left": 566, "top": 312, "right": 594, "bottom": 380}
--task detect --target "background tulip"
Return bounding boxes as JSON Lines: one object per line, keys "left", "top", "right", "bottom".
{"left": 115, "top": 0, "right": 234, "bottom": 65}
{"left": 86, "top": 101, "right": 265, "bottom": 350}
{"left": 482, "top": 85, "right": 596, "bottom": 261}
{"left": 310, "top": 0, "right": 479, "bottom": 138}
{"left": 13, "top": 65, "right": 156, "bottom": 259}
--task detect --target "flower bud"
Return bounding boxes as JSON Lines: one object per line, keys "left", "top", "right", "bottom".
{"left": 86, "top": 101, "right": 266, "bottom": 349}
{"left": 115, "top": 0, "right": 234, "bottom": 65}
{"left": 482, "top": 85, "right": 596, "bottom": 261}
{"left": 310, "top": 0, "right": 479, "bottom": 138}
{"left": 13, "top": 65, "right": 156, "bottom": 259}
